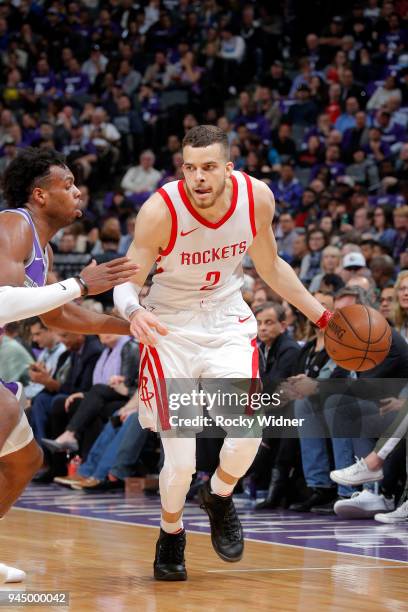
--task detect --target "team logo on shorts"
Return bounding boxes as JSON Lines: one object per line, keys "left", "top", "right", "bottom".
{"left": 139, "top": 376, "right": 154, "bottom": 409}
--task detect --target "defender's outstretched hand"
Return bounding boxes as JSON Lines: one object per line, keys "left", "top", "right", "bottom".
{"left": 78, "top": 258, "right": 140, "bottom": 295}
{"left": 129, "top": 309, "right": 168, "bottom": 346}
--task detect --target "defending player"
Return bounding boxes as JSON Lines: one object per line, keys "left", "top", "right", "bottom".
{"left": 0, "top": 147, "right": 139, "bottom": 582}
{"left": 114, "top": 125, "right": 332, "bottom": 581}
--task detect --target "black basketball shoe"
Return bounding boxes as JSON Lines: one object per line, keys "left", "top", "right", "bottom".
{"left": 198, "top": 480, "right": 243, "bottom": 562}
{"left": 153, "top": 528, "right": 187, "bottom": 581}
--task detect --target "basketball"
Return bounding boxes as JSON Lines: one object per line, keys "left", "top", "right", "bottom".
{"left": 324, "top": 304, "right": 392, "bottom": 372}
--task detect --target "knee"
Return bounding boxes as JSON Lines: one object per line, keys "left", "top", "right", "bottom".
{"left": 161, "top": 458, "right": 196, "bottom": 483}
{"left": 294, "top": 398, "right": 313, "bottom": 417}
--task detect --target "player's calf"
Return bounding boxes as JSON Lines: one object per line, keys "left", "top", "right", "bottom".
{"left": 0, "top": 439, "right": 43, "bottom": 517}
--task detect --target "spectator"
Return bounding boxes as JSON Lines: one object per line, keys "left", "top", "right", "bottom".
{"left": 254, "top": 301, "right": 301, "bottom": 509}
{"left": 120, "top": 150, "right": 162, "bottom": 202}
{"left": 43, "top": 334, "right": 139, "bottom": 460}
{"left": 379, "top": 284, "right": 396, "bottom": 322}
{"left": 82, "top": 45, "right": 108, "bottom": 86}
{"left": 0, "top": 327, "right": 33, "bottom": 384}
{"left": 309, "top": 246, "right": 342, "bottom": 292}
{"left": 25, "top": 319, "right": 66, "bottom": 402}
{"left": 272, "top": 162, "right": 303, "bottom": 212}
{"left": 276, "top": 213, "right": 298, "bottom": 260}
{"left": 369, "top": 255, "right": 395, "bottom": 291}
{"left": 367, "top": 74, "right": 402, "bottom": 111}
{"left": 299, "top": 229, "right": 327, "bottom": 285}
{"left": 394, "top": 271, "right": 408, "bottom": 342}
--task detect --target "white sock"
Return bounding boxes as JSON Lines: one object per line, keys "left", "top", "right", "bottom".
{"left": 210, "top": 471, "right": 234, "bottom": 497}
{"left": 160, "top": 518, "right": 184, "bottom": 534}
{"left": 0, "top": 563, "right": 26, "bottom": 584}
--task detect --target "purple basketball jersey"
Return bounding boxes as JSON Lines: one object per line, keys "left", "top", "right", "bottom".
{"left": 0, "top": 208, "right": 49, "bottom": 393}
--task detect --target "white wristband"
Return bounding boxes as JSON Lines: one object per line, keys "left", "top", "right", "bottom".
{"left": 0, "top": 277, "right": 81, "bottom": 326}
{"left": 113, "top": 282, "right": 143, "bottom": 321}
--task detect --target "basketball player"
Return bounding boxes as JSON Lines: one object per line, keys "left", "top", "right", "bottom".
{"left": 114, "top": 125, "right": 333, "bottom": 581}
{"left": 0, "top": 147, "right": 139, "bottom": 582}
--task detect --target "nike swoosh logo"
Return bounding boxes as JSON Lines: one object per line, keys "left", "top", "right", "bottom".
{"left": 238, "top": 316, "right": 251, "bottom": 323}
{"left": 180, "top": 227, "right": 199, "bottom": 237}
{"left": 59, "top": 283, "right": 67, "bottom": 291}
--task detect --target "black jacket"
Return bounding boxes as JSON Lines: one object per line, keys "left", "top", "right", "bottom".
{"left": 259, "top": 332, "right": 301, "bottom": 394}
{"left": 60, "top": 336, "right": 103, "bottom": 394}
{"left": 331, "top": 328, "right": 408, "bottom": 400}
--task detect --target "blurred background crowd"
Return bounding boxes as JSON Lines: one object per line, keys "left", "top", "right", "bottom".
{"left": 0, "top": 0, "right": 408, "bottom": 522}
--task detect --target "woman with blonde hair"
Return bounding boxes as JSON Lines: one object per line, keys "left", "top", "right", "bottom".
{"left": 394, "top": 271, "right": 408, "bottom": 342}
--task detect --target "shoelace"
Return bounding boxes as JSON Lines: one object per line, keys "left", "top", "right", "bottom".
{"left": 214, "top": 500, "right": 241, "bottom": 541}
{"left": 395, "top": 500, "right": 408, "bottom": 514}
{"left": 348, "top": 456, "right": 368, "bottom": 473}
{"left": 160, "top": 534, "right": 185, "bottom": 563}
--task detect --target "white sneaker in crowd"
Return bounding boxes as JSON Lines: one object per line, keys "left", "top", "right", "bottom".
{"left": 375, "top": 499, "right": 408, "bottom": 524}
{"left": 334, "top": 490, "right": 394, "bottom": 519}
{"left": 330, "top": 457, "right": 383, "bottom": 487}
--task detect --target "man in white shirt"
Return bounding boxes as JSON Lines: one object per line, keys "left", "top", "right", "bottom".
{"left": 25, "top": 318, "right": 66, "bottom": 401}
{"left": 121, "top": 150, "right": 162, "bottom": 197}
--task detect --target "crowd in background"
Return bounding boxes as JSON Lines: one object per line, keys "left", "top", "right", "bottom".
{"left": 0, "top": 0, "right": 408, "bottom": 520}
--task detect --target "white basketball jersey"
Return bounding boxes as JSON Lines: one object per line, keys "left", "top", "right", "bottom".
{"left": 145, "top": 170, "right": 256, "bottom": 309}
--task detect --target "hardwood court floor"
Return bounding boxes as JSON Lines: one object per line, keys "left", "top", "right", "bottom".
{"left": 1, "top": 508, "right": 407, "bottom": 612}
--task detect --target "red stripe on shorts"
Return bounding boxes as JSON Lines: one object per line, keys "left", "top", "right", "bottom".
{"left": 149, "top": 347, "right": 171, "bottom": 430}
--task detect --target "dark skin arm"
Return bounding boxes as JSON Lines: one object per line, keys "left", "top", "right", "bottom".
{"left": 0, "top": 214, "right": 130, "bottom": 335}
{"left": 41, "top": 248, "right": 131, "bottom": 335}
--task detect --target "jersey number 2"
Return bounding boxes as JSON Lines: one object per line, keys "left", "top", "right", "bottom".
{"left": 200, "top": 271, "right": 221, "bottom": 291}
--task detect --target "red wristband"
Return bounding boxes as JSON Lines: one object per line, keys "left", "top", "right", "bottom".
{"left": 315, "top": 309, "right": 333, "bottom": 330}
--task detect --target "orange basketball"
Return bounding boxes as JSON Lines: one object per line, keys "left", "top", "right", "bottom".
{"left": 324, "top": 304, "right": 392, "bottom": 372}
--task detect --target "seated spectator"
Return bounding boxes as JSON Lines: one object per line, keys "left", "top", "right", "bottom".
{"left": 288, "top": 84, "right": 319, "bottom": 127}
{"left": 379, "top": 283, "right": 396, "bottom": 323}
{"left": 275, "top": 213, "right": 298, "bottom": 260}
{"left": 369, "top": 255, "right": 395, "bottom": 291}
{"left": 392, "top": 206, "right": 408, "bottom": 262}
{"left": 367, "top": 74, "right": 402, "bottom": 111}
{"left": 25, "top": 319, "right": 66, "bottom": 402}
{"left": 42, "top": 334, "right": 139, "bottom": 461}
{"left": 371, "top": 206, "right": 396, "bottom": 247}
{"left": 309, "top": 246, "right": 341, "bottom": 292}
{"left": 30, "top": 332, "right": 102, "bottom": 480}
{"left": 284, "top": 292, "right": 353, "bottom": 512}
{"left": 322, "top": 286, "right": 408, "bottom": 517}
{"left": 334, "top": 97, "right": 359, "bottom": 133}
{"left": 0, "top": 326, "right": 33, "bottom": 384}
{"left": 342, "top": 111, "right": 371, "bottom": 160}
{"left": 340, "top": 251, "right": 368, "bottom": 284}
{"left": 254, "top": 301, "right": 301, "bottom": 509}
{"left": 272, "top": 162, "right": 303, "bottom": 213}
{"left": 346, "top": 149, "right": 379, "bottom": 191}
{"left": 81, "top": 44, "right": 109, "bottom": 86}
{"left": 61, "top": 57, "right": 90, "bottom": 99}
{"left": 394, "top": 271, "right": 408, "bottom": 342}
{"left": 120, "top": 149, "right": 162, "bottom": 205}
{"left": 311, "top": 145, "right": 346, "bottom": 184}
{"left": 299, "top": 229, "right": 327, "bottom": 286}
{"left": 116, "top": 60, "right": 142, "bottom": 97}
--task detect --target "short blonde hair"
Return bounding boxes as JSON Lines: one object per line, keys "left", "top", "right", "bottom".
{"left": 393, "top": 270, "right": 408, "bottom": 329}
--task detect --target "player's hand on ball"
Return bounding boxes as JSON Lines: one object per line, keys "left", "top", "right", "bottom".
{"left": 129, "top": 309, "right": 168, "bottom": 346}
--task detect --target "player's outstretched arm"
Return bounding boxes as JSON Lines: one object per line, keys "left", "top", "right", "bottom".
{"left": 113, "top": 192, "right": 172, "bottom": 345}
{"left": 0, "top": 213, "right": 137, "bottom": 329}
{"left": 247, "top": 179, "right": 330, "bottom": 328}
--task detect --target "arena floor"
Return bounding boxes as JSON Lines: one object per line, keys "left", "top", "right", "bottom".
{"left": 2, "top": 485, "right": 406, "bottom": 611}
